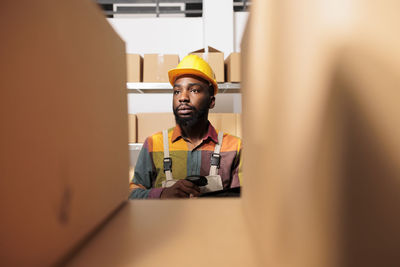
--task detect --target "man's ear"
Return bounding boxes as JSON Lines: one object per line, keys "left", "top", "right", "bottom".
{"left": 209, "top": 96, "right": 215, "bottom": 109}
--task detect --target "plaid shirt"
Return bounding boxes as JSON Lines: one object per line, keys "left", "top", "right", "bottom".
{"left": 129, "top": 122, "right": 242, "bottom": 199}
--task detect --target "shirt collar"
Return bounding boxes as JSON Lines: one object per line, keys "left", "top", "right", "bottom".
{"left": 171, "top": 121, "right": 218, "bottom": 144}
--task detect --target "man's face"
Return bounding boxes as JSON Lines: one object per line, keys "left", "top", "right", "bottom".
{"left": 172, "top": 74, "right": 215, "bottom": 127}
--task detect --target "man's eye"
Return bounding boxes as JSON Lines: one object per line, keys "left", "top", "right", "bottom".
{"left": 173, "top": 90, "right": 180, "bottom": 95}
{"left": 190, "top": 89, "right": 199, "bottom": 93}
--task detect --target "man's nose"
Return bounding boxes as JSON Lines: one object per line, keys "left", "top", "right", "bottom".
{"left": 178, "top": 90, "right": 190, "bottom": 102}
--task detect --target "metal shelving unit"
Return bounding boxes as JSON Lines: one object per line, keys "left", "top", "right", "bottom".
{"left": 127, "top": 82, "right": 241, "bottom": 94}
{"left": 97, "top": 0, "right": 250, "bottom": 17}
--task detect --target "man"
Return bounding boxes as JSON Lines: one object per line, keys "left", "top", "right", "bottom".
{"left": 129, "top": 54, "right": 242, "bottom": 199}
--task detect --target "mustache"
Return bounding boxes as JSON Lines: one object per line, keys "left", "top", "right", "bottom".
{"left": 175, "top": 104, "right": 196, "bottom": 111}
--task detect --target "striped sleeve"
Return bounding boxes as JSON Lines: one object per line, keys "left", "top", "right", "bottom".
{"left": 129, "top": 137, "right": 164, "bottom": 199}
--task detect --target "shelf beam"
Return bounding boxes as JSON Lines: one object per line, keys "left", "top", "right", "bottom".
{"left": 126, "top": 82, "right": 241, "bottom": 94}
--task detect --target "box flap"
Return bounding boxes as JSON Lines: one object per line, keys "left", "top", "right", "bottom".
{"left": 190, "top": 46, "right": 222, "bottom": 54}
{"left": 191, "top": 48, "right": 205, "bottom": 53}
{"left": 208, "top": 46, "right": 222, "bottom": 53}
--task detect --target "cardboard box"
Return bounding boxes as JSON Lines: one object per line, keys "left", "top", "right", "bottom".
{"left": 209, "top": 113, "right": 238, "bottom": 136}
{"left": 50, "top": 2, "right": 400, "bottom": 267}
{"left": 126, "top": 54, "right": 142, "bottom": 82}
{"left": 225, "top": 52, "right": 241, "bottom": 82}
{"left": 143, "top": 54, "right": 179, "bottom": 82}
{"left": 136, "top": 113, "right": 175, "bottom": 142}
{"left": 236, "top": 113, "right": 242, "bottom": 138}
{"left": 0, "top": 1, "right": 129, "bottom": 265}
{"left": 191, "top": 46, "right": 225, "bottom": 83}
{"left": 128, "top": 114, "right": 137, "bottom": 143}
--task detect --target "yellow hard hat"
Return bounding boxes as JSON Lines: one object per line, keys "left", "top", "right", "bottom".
{"left": 168, "top": 54, "right": 218, "bottom": 95}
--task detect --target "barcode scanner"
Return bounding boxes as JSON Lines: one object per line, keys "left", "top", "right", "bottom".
{"left": 185, "top": 175, "right": 208, "bottom": 187}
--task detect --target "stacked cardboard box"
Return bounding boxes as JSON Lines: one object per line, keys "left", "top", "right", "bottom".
{"left": 236, "top": 113, "right": 242, "bottom": 138}
{"left": 143, "top": 54, "right": 179, "bottom": 82}
{"left": 136, "top": 113, "right": 176, "bottom": 142}
{"left": 128, "top": 114, "right": 137, "bottom": 143}
{"left": 127, "top": 49, "right": 235, "bottom": 84}
{"left": 225, "top": 52, "right": 241, "bottom": 82}
{"left": 208, "top": 113, "right": 237, "bottom": 136}
{"left": 126, "top": 54, "right": 142, "bottom": 82}
{"left": 127, "top": 49, "right": 238, "bottom": 84}
{"left": 191, "top": 46, "right": 225, "bottom": 83}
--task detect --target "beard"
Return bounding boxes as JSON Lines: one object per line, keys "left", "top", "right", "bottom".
{"left": 173, "top": 101, "right": 209, "bottom": 127}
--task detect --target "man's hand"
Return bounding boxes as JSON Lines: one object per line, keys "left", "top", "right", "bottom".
{"left": 160, "top": 179, "right": 200, "bottom": 198}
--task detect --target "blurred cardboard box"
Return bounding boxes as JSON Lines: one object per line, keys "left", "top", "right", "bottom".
{"left": 126, "top": 54, "right": 142, "bottom": 82}
{"left": 128, "top": 114, "right": 137, "bottom": 143}
{"left": 143, "top": 54, "right": 179, "bottom": 82}
{"left": 0, "top": 0, "right": 129, "bottom": 265}
{"left": 191, "top": 46, "right": 225, "bottom": 83}
{"left": 225, "top": 52, "right": 241, "bottom": 82}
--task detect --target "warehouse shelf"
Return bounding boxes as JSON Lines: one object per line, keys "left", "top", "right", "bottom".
{"left": 129, "top": 143, "right": 143, "bottom": 149}
{"left": 127, "top": 82, "right": 241, "bottom": 94}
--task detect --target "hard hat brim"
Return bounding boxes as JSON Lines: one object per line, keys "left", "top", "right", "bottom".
{"left": 168, "top": 68, "right": 219, "bottom": 95}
